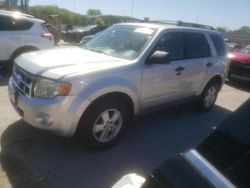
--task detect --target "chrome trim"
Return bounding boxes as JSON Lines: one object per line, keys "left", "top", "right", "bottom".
{"left": 184, "top": 150, "right": 236, "bottom": 188}
{"left": 12, "top": 65, "right": 35, "bottom": 98}
{"left": 230, "top": 74, "right": 250, "bottom": 81}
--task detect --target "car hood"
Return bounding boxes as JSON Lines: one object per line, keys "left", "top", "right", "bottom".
{"left": 16, "top": 47, "right": 130, "bottom": 80}
{"left": 231, "top": 52, "right": 250, "bottom": 63}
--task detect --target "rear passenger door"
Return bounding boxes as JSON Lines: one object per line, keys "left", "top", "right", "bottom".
{"left": 183, "top": 32, "right": 213, "bottom": 95}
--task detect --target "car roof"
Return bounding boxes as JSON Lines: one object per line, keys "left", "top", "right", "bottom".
{"left": 0, "top": 10, "right": 44, "bottom": 23}
{"left": 115, "top": 22, "right": 221, "bottom": 34}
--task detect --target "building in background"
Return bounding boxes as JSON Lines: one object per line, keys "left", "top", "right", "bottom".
{"left": 224, "top": 32, "right": 250, "bottom": 46}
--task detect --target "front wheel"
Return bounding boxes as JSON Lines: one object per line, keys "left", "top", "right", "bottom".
{"left": 196, "top": 82, "right": 219, "bottom": 112}
{"left": 76, "top": 98, "right": 130, "bottom": 149}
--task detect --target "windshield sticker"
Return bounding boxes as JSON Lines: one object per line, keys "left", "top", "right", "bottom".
{"left": 135, "top": 28, "right": 154, "bottom": 35}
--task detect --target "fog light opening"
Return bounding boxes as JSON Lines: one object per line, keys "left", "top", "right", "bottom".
{"left": 36, "top": 113, "right": 52, "bottom": 127}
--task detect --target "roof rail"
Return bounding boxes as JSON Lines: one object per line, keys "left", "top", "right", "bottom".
{"left": 149, "top": 20, "right": 215, "bottom": 30}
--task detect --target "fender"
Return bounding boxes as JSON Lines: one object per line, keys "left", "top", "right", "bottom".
{"left": 196, "top": 73, "right": 224, "bottom": 96}
{"left": 10, "top": 45, "right": 39, "bottom": 60}
{"left": 66, "top": 76, "right": 140, "bottom": 136}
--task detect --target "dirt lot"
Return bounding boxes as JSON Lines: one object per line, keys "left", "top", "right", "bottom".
{"left": 0, "top": 68, "right": 249, "bottom": 188}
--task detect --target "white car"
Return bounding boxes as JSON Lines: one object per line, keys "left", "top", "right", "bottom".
{"left": 9, "top": 23, "right": 228, "bottom": 149}
{"left": 0, "top": 10, "right": 54, "bottom": 68}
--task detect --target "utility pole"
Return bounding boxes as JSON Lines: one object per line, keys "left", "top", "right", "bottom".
{"left": 130, "top": 0, "right": 134, "bottom": 17}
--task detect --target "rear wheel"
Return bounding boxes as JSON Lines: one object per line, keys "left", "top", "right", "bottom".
{"left": 196, "top": 82, "right": 219, "bottom": 112}
{"left": 8, "top": 47, "right": 38, "bottom": 69}
{"left": 76, "top": 98, "right": 130, "bottom": 149}
{"left": 12, "top": 48, "right": 38, "bottom": 61}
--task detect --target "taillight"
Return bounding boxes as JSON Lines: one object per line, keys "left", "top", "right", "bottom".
{"left": 41, "top": 33, "right": 53, "bottom": 41}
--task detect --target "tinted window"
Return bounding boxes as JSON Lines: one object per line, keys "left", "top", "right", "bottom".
{"left": 184, "top": 32, "right": 211, "bottom": 59}
{"left": 210, "top": 34, "right": 226, "bottom": 56}
{"left": 157, "top": 32, "right": 184, "bottom": 60}
{"left": 0, "top": 15, "right": 33, "bottom": 31}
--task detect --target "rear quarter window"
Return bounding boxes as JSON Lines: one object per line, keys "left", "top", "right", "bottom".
{"left": 184, "top": 32, "right": 211, "bottom": 59}
{"left": 210, "top": 34, "right": 226, "bottom": 56}
{"left": 0, "top": 15, "right": 33, "bottom": 31}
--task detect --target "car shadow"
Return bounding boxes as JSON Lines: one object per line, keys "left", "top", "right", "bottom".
{"left": 0, "top": 67, "right": 12, "bottom": 86}
{"left": 0, "top": 103, "right": 232, "bottom": 188}
{"left": 226, "top": 80, "right": 250, "bottom": 93}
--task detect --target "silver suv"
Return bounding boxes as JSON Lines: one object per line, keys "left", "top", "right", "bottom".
{"left": 8, "top": 23, "right": 228, "bottom": 149}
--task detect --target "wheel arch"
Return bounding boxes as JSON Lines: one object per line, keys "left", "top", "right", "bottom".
{"left": 87, "top": 92, "right": 135, "bottom": 117}
{"left": 207, "top": 75, "right": 223, "bottom": 90}
{"left": 10, "top": 46, "right": 39, "bottom": 60}
{"left": 73, "top": 91, "right": 136, "bottom": 136}
{"left": 198, "top": 74, "right": 224, "bottom": 96}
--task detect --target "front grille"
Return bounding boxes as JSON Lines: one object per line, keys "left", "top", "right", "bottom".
{"left": 230, "top": 61, "right": 250, "bottom": 77}
{"left": 12, "top": 65, "right": 35, "bottom": 98}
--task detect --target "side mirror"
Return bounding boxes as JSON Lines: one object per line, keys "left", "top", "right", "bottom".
{"left": 147, "top": 51, "right": 170, "bottom": 64}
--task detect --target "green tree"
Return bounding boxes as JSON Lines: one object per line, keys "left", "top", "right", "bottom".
{"left": 87, "top": 9, "right": 102, "bottom": 16}
{"left": 235, "top": 26, "right": 250, "bottom": 33}
{"left": 94, "top": 17, "right": 105, "bottom": 25}
{"left": 31, "top": 5, "right": 88, "bottom": 26}
{"left": 216, "top": 27, "right": 229, "bottom": 33}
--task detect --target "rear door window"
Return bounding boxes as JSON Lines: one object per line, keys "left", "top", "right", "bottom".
{"left": 210, "top": 34, "right": 226, "bottom": 56}
{"left": 184, "top": 32, "right": 211, "bottom": 59}
{"left": 0, "top": 15, "right": 33, "bottom": 31}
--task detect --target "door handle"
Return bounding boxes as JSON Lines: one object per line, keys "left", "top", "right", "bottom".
{"left": 206, "top": 62, "right": 213, "bottom": 67}
{"left": 175, "top": 66, "right": 185, "bottom": 72}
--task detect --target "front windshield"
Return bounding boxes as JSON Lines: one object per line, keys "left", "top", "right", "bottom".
{"left": 84, "top": 25, "right": 156, "bottom": 60}
{"left": 240, "top": 46, "right": 250, "bottom": 54}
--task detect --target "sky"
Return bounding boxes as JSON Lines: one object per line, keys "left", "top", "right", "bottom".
{"left": 30, "top": 0, "right": 250, "bottom": 30}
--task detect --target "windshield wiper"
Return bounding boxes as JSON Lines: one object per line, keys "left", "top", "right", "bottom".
{"left": 89, "top": 48, "right": 103, "bottom": 53}
{"left": 88, "top": 48, "right": 110, "bottom": 55}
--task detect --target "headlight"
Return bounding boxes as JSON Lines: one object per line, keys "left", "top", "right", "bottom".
{"left": 34, "top": 78, "right": 71, "bottom": 99}
{"left": 227, "top": 53, "right": 235, "bottom": 59}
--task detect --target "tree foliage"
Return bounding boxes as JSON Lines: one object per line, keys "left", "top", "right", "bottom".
{"left": 94, "top": 17, "right": 105, "bottom": 25}
{"left": 234, "top": 26, "right": 250, "bottom": 34}
{"left": 216, "top": 27, "right": 229, "bottom": 33}
{"left": 31, "top": 5, "right": 88, "bottom": 26}
{"left": 87, "top": 9, "right": 102, "bottom": 16}
{"left": 216, "top": 26, "right": 250, "bottom": 34}
{"left": 30, "top": 5, "right": 250, "bottom": 34}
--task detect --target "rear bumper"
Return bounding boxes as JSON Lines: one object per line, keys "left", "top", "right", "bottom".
{"left": 184, "top": 150, "right": 235, "bottom": 188}
{"left": 142, "top": 150, "right": 235, "bottom": 188}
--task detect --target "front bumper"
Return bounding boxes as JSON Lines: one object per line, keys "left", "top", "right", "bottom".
{"left": 229, "top": 61, "right": 250, "bottom": 82}
{"left": 8, "top": 77, "right": 82, "bottom": 136}
{"left": 229, "top": 73, "right": 250, "bottom": 82}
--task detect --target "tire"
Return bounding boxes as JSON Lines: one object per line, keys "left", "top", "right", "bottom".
{"left": 0, "top": 60, "right": 13, "bottom": 71}
{"left": 196, "top": 81, "right": 219, "bottom": 112}
{"left": 12, "top": 48, "right": 37, "bottom": 61}
{"left": 76, "top": 98, "right": 130, "bottom": 149}
{"left": 7, "top": 48, "right": 38, "bottom": 70}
